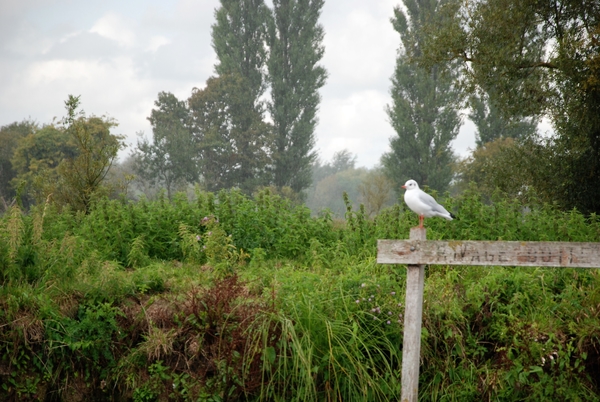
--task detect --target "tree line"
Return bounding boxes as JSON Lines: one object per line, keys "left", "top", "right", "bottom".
{"left": 1, "top": 0, "right": 598, "bottom": 216}
{"left": 134, "top": 0, "right": 326, "bottom": 199}
{"left": 384, "top": 0, "right": 599, "bottom": 215}
{"left": 306, "top": 0, "right": 598, "bottom": 216}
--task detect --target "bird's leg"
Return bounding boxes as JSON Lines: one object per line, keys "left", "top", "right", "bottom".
{"left": 419, "top": 215, "right": 424, "bottom": 228}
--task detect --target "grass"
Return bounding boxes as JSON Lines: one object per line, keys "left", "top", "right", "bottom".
{"left": 0, "top": 187, "right": 599, "bottom": 400}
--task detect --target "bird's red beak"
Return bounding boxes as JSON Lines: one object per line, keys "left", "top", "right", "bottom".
{"left": 401, "top": 185, "right": 406, "bottom": 189}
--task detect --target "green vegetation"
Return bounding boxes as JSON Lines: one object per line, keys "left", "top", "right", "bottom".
{"left": 306, "top": 150, "right": 395, "bottom": 218}
{"left": 187, "top": 74, "right": 274, "bottom": 194}
{"left": 1, "top": 188, "right": 600, "bottom": 401}
{"left": 134, "top": 92, "right": 198, "bottom": 199}
{"left": 0, "top": 120, "right": 36, "bottom": 206}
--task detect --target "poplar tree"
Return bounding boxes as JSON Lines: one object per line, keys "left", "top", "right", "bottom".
{"left": 267, "top": 0, "right": 327, "bottom": 194}
{"left": 209, "top": 0, "right": 273, "bottom": 193}
{"left": 211, "top": 0, "right": 270, "bottom": 101}
{"left": 382, "top": 0, "right": 461, "bottom": 193}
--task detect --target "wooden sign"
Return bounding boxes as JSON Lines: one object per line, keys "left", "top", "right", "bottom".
{"left": 378, "top": 239, "right": 600, "bottom": 268}
{"left": 378, "top": 229, "right": 600, "bottom": 402}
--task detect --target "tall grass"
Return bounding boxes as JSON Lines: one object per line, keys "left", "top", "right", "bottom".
{"left": 0, "top": 187, "right": 599, "bottom": 400}
{"left": 260, "top": 259, "right": 404, "bottom": 401}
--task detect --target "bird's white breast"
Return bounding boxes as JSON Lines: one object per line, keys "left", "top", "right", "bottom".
{"left": 404, "top": 190, "right": 432, "bottom": 215}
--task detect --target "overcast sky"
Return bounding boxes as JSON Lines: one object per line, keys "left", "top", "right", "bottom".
{"left": 0, "top": 0, "right": 476, "bottom": 169}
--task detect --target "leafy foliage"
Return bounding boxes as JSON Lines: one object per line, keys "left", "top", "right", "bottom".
{"left": 311, "top": 149, "right": 358, "bottom": 184}
{"left": 358, "top": 169, "right": 396, "bottom": 217}
{"left": 306, "top": 168, "right": 370, "bottom": 218}
{"left": 0, "top": 121, "right": 36, "bottom": 209}
{"left": 56, "top": 95, "right": 125, "bottom": 213}
{"left": 305, "top": 152, "right": 396, "bottom": 218}
{"left": 454, "top": 137, "right": 540, "bottom": 201}
{"left": 212, "top": 0, "right": 270, "bottom": 102}
{"left": 11, "top": 96, "right": 124, "bottom": 213}
{"left": 10, "top": 124, "right": 77, "bottom": 208}
{"left": 469, "top": 92, "right": 538, "bottom": 147}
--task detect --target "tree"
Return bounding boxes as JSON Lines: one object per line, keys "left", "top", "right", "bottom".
{"left": 469, "top": 93, "right": 538, "bottom": 147}
{"left": 0, "top": 121, "right": 36, "bottom": 208}
{"left": 329, "top": 149, "right": 357, "bottom": 174}
{"left": 307, "top": 168, "right": 369, "bottom": 217}
{"left": 210, "top": 1, "right": 274, "bottom": 194}
{"left": 305, "top": 150, "right": 371, "bottom": 217}
{"left": 104, "top": 154, "right": 136, "bottom": 201}
{"left": 54, "top": 95, "right": 125, "bottom": 212}
{"left": 419, "top": 0, "right": 600, "bottom": 213}
{"left": 267, "top": 0, "right": 327, "bottom": 193}
{"left": 10, "top": 97, "right": 123, "bottom": 212}
{"left": 134, "top": 92, "right": 197, "bottom": 199}
{"left": 454, "top": 135, "right": 564, "bottom": 206}
{"left": 188, "top": 74, "right": 273, "bottom": 193}
{"left": 212, "top": 0, "right": 270, "bottom": 102}
{"left": 381, "top": 0, "right": 461, "bottom": 194}
{"left": 455, "top": 137, "right": 532, "bottom": 200}
{"left": 11, "top": 124, "right": 77, "bottom": 208}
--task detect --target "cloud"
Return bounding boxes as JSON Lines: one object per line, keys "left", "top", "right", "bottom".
{"left": 321, "top": 3, "right": 399, "bottom": 94}
{"left": 45, "top": 31, "right": 121, "bottom": 60}
{"left": 134, "top": 34, "right": 215, "bottom": 83}
{"left": 146, "top": 35, "right": 170, "bottom": 52}
{"left": 315, "top": 0, "right": 400, "bottom": 167}
{"left": 90, "top": 12, "right": 137, "bottom": 47}
{"left": 0, "top": 1, "right": 219, "bottom": 149}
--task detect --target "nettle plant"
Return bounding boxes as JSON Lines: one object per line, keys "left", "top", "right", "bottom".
{"left": 199, "top": 214, "right": 248, "bottom": 275}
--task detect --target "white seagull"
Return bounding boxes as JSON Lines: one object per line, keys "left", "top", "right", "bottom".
{"left": 402, "top": 179, "right": 455, "bottom": 228}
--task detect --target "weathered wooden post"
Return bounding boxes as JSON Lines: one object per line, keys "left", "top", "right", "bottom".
{"left": 400, "top": 227, "right": 426, "bottom": 402}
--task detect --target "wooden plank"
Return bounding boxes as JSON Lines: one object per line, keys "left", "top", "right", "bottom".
{"left": 378, "top": 240, "right": 600, "bottom": 268}
{"left": 401, "top": 227, "right": 426, "bottom": 402}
